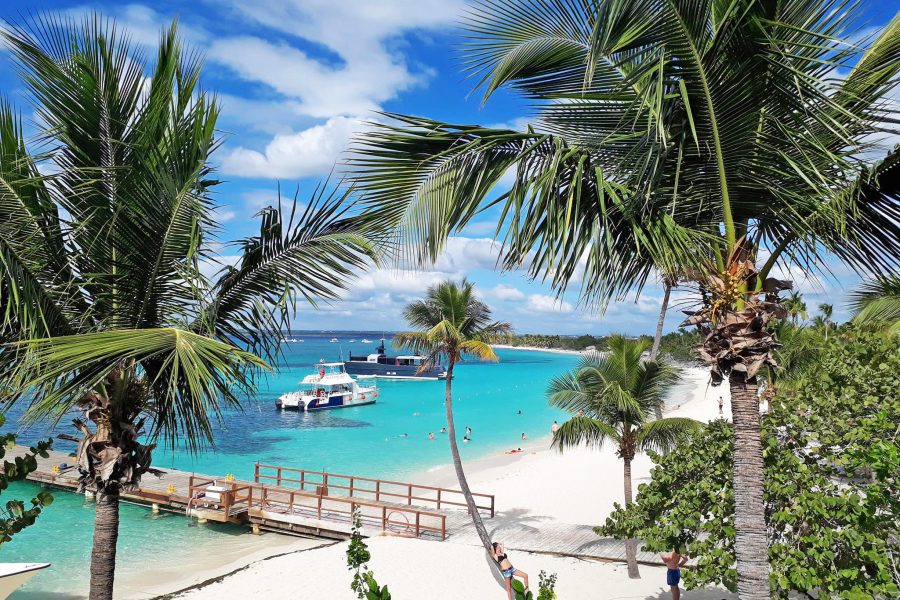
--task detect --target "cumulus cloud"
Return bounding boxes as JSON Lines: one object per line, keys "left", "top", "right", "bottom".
{"left": 488, "top": 284, "right": 525, "bottom": 301}
{"left": 219, "top": 116, "right": 370, "bottom": 178}
{"left": 525, "top": 294, "right": 574, "bottom": 314}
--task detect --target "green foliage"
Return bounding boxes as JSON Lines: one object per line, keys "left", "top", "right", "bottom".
{"left": 537, "top": 570, "right": 558, "bottom": 600}
{"left": 549, "top": 336, "right": 697, "bottom": 457}
{"left": 603, "top": 328, "right": 900, "bottom": 598}
{"left": 655, "top": 328, "right": 703, "bottom": 363}
{"left": 346, "top": 508, "right": 391, "bottom": 600}
{"left": 0, "top": 414, "right": 53, "bottom": 545}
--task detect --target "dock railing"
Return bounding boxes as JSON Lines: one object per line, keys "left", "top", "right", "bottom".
{"left": 254, "top": 463, "right": 494, "bottom": 518}
{"left": 253, "top": 483, "right": 447, "bottom": 540}
{"left": 187, "top": 476, "right": 253, "bottom": 520}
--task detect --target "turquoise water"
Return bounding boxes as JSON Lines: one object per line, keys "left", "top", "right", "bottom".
{"left": 4, "top": 336, "right": 579, "bottom": 598}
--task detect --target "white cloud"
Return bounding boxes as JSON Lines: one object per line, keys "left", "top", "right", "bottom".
{"left": 488, "top": 284, "right": 526, "bottom": 301}
{"left": 525, "top": 294, "right": 574, "bottom": 314}
{"left": 219, "top": 116, "right": 369, "bottom": 178}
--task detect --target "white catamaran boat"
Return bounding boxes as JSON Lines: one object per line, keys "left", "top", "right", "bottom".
{"left": 0, "top": 563, "right": 50, "bottom": 599}
{"left": 276, "top": 362, "right": 377, "bottom": 411}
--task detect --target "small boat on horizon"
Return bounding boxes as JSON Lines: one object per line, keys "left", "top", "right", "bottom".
{"left": 361, "top": 338, "right": 373, "bottom": 343}
{"left": 277, "top": 362, "right": 377, "bottom": 411}
{"left": 329, "top": 338, "right": 339, "bottom": 343}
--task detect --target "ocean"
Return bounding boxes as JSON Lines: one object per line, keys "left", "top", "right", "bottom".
{"left": 2, "top": 335, "right": 582, "bottom": 598}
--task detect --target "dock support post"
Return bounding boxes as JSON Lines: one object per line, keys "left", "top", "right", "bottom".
{"left": 251, "top": 523, "right": 261, "bottom": 535}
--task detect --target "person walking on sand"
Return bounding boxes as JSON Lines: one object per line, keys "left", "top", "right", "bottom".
{"left": 718, "top": 395, "right": 724, "bottom": 415}
{"left": 660, "top": 548, "right": 689, "bottom": 600}
{"left": 551, "top": 420, "right": 559, "bottom": 435}
{"left": 491, "top": 541, "right": 529, "bottom": 600}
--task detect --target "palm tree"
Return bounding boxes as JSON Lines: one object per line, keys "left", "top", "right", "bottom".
{"left": 0, "top": 16, "right": 374, "bottom": 600}
{"left": 549, "top": 335, "right": 697, "bottom": 578}
{"left": 783, "top": 292, "right": 808, "bottom": 326}
{"left": 850, "top": 276, "right": 900, "bottom": 334}
{"left": 349, "top": 4, "right": 900, "bottom": 596}
{"left": 812, "top": 303, "right": 834, "bottom": 339}
{"left": 395, "top": 280, "right": 510, "bottom": 552}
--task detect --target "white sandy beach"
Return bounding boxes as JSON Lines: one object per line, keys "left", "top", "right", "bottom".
{"left": 161, "top": 366, "right": 732, "bottom": 600}
{"left": 492, "top": 343, "right": 588, "bottom": 355}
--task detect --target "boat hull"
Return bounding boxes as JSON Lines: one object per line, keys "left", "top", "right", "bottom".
{"left": 344, "top": 361, "right": 446, "bottom": 380}
{"left": 0, "top": 563, "right": 50, "bottom": 600}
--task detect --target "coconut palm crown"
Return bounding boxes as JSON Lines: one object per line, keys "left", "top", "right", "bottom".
{"left": 0, "top": 15, "right": 375, "bottom": 600}
{"left": 395, "top": 280, "right": 511, "bottom": 555}
{"left": 349, "top": 3, "right": 900, "bottom": 595}
{"left": 550, "top": 335, "right": 698, "bottom": 578}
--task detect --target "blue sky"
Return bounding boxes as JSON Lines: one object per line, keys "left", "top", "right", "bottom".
{"left": 1, "top": 0, "right": 898, "bottom": 335}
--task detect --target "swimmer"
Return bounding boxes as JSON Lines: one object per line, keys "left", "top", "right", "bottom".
{"left": 521, "top": 432, "right": 527, "bottom": 440}
{"left": 463, "top": 436, "right": 470, "bottom": 443}
{"left": 465, "top": 426, "right": 472, "bottom": 436}
{"left": 440, "top": 427, "right": 446, "bottom": 433}
{"left": 428, "top": 432, "right": 435, "bottom": 440}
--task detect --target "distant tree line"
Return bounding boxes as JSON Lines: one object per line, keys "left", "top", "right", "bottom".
{"left": 493, "top": 329, "right": 702, "bottom": 362}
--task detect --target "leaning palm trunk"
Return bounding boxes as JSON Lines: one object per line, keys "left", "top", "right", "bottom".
{"left": 443, "top": 361, "right": 492, "bottom": 551}
{"left": 622, "top": 457, "right": 640, "bottom": 579}
{"left": 649, "top": 282, "right": 672, "bottom": 420}
{"left": 650, "top": 282, "right": 672, "bottom": 362}
{"left": 90, "top": 487, "right": 120, "bottom": 600}
{"left": 729, "top": 373, "right": 769, "bottom": 599}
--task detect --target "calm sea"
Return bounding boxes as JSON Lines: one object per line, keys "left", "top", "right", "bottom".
{"left": 3, "top": 335, "right": 580, "bottom": 598}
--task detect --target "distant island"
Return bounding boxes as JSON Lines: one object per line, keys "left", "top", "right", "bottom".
{"left": 493, "top": 329, "right": 701, "bottom": 362}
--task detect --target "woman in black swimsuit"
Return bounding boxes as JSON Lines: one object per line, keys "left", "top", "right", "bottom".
{"left": 491, "top": 541, "right": 529, "bottom": 599}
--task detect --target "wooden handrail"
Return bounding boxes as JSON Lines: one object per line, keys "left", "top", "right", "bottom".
{"left": 254, "top": 464, "right": 494, "bottom": 518}
{"left": 246, "top": 481, "right": 447, "bottom": 540}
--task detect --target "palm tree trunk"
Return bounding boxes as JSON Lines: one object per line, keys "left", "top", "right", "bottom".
{"left": 443, "top": 360, "right": 492, "bottom": 552}
{"left": 89, "top": 485, "right": 120, "bottom": 600}
{"left": 729, "top": 372, "right": 770, "bottom": 599}
{"left": 623, "top": 457, "right": 640, "bottom": 579}
{"left": 650, "top": 282, "right": 672, "bottom": 420}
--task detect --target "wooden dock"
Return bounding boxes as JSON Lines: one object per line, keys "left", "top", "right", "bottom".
{"left": 14, "top": 444, "right": 660, "bottom": 564}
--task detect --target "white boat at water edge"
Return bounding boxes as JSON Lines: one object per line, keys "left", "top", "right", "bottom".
{"left": 276, "top": 362, "right": 377, "bottom": 411}
{"left": 329, "top": 338, "right": 339, "bottom": 343}
{"left": 0, "top": 563, "right": 50, "bottom": 599}
{"left": 361, "top": 338, "right": 373, "bottom": 343}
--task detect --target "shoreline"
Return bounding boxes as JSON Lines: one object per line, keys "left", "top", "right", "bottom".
{"left": 491, "top": 343, "right": 587, "bottom": 355}
{"left": 155, "top": 366, "right": 730, "bottom": 599}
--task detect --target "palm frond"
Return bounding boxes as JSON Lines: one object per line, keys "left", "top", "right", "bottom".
{"left": 635, "top": 417, "right": 701, "bottom": 453}
{"left": 5, "top": 328, "right": 267, "bottom": 451}
{"left": 207, "top": 182, "right": 378, "bottom": 363}
{"left": 551, "top": 415, "right": 620, "bottom": 453}
{"left": 849, "top": 276, "right": 900, "bottom": 328}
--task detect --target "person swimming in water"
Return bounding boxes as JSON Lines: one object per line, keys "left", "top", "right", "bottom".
{"left": 428, "top": 432, "right": 435, "bottom": 440}
{"left": 491, "top": 541, "right": 529, "bottom": 600}
{"left": 463, "top": 436, "right": 470, "bottom": 443}
{"left": 440, "top": 427, "right": 446, "bottom": 433}
{"left": 660, "top": 548, "right": 689, "bottom": 600}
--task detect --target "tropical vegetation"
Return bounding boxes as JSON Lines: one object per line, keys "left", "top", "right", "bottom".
{"left": 349, "top": 2, "right": 900, "bottom": 594}
{"left": 396, "top": 280, "right": 511, "bottom": 553}
{"left": 548, "top": 335, "right": 698, "bottom": 577}
{"left": 0, "top": 16, "right": 374, "bottom": 600}
{"left": 0, "top": 415, "right": 53, "bottom": 546}
{"left": 603, "top": 325, "right": 900, "bottom": 598}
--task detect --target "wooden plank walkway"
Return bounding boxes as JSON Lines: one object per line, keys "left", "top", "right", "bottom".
{"left": 14, "top": 444, "right": 660, "bottom": 564}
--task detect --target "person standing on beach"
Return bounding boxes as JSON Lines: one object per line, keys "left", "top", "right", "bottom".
{"left": 551, "top": 421, "right": 559, "bottom": 435}
{"left": 718, "top": 396, "right": 724, "bottom": 414}
{"left": 660, "top": 549, "right": 689, "bottom": 600}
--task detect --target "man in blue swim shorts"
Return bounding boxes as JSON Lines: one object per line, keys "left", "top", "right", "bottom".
{"left": 660, "top": 548, "right": 689, "bottom": 600}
